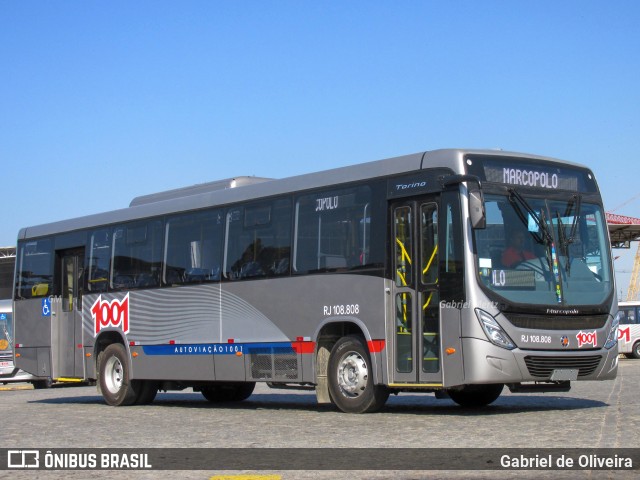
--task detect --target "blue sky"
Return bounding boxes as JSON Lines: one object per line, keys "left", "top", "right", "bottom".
{"left": 2, "top": 1, "right": 639, "bottom": 296}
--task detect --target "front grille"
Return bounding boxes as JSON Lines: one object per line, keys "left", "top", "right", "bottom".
{"left": 504, "top": 313, "right": 608, "bottom": 330}
{"left": 524, "top": 355, "right": 602, "bottom": 378}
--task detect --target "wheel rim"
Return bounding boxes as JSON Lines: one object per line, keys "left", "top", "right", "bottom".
{"left": 336, "top": 351, "right": 368, "bottom": 398}
{"left": 104, "top": 355, "right": 124, "bottom": 394}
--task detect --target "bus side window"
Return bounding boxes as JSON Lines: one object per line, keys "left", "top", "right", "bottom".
{"left": 15, "top": 239, "right": 54, "bottom": 299}
{"left": 87, "top": 229, "right": 111, "bottom": 293}
{"left": 224, "top": 199, "right": 291, "bottom": 280}
{"left": 619, "top": 308, "right": 634, "bottom": 324}
{"left": 164, "top": 210, "right": 223, "bottom": 286}
{"left": 110, "top": 220, "right": 164, "bottom": 290}
{"left": 294, "top": 186, "right": 372, "bottom": 274}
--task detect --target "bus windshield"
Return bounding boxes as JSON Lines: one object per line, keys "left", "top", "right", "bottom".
{"left": 474, "top": 192, "right": 612, "bottom": 307}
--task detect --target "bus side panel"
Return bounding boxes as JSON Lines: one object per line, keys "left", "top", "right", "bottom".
{"left": 618, "top": 324, "right": 640, "bottom": 354}
{"left": 129, "top": 348, "right": 217, "bottom": 381}
{"left": 441, "top": 306, "right": 464, "bottom": 387}
{"left": 80, "top": 274, "right": 385, "bottom": 384}
{"left": 15, "top": 300, "right": 53, "bottom": 377}
{"left": 222, "top": 274, "right": 386, "bottom": 384}
{"left": 83, "top": 288, "right": 219, "bottom": 382}
{"left": 15, "top": 300, "right": 52, "bottom": 347}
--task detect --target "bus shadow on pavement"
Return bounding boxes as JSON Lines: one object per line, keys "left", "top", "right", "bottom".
{"left": 29, "top": 390, "right": 608, "bottom": 415}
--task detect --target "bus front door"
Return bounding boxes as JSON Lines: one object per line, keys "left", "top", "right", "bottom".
{"left": 52, "top": 248, "right": 85, "bottom": 379}
{"left": 391, "top": 201, "right": 442, "bottom": 385}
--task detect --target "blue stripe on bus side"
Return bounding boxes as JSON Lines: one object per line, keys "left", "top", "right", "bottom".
{"left": 141, "top": 342, "right": 295, "bottom": 356}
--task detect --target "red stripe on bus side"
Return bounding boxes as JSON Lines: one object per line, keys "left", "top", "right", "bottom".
{"left": 291, "top": 341, "right": 316, "bottom": 354}
{"left": 367, "top": 340, "right": 386, "bottom": 353}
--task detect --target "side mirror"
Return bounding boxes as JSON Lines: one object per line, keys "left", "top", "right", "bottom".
{"left": 468, "top": 187, "right": 486, "bottom": 229}
{"left": 442, "top": 174, "right": 486, "bottom": 229}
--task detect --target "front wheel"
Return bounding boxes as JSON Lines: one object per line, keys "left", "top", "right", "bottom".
{"left": 631, "top": 341, "right": 640, "bottom": 359}
{"left": 448, "top": 384, "right": 504, "bottom": 408}
{"left": 327, "top": 335, "right": 389, "bottom": 413}
{"left": 99, "top": 343, "right": 139, "bottom": 406}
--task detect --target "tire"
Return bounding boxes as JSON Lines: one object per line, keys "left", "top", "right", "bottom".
{"left": 327, "top": 335, "right": 389, "bottom": 413}
{"left": 201, "top": 382, "right": 256, "bottom": 402}
{"left": 448, "top": 384, "right": 504, "bottom": 408}
{"left": 134, "top": 380, "right": 158, "bottom": 405}
{"left": 32, "top": 378, "right": 53, "bottom": 389}
{"left": 631, "top": 342, "right": 640, "bottom": 359}
{"left": 99, "top": 343, "right": 139, "bottom": 406}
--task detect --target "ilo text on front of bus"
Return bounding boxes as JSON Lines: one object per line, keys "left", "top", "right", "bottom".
{"left": 12, "top": 149, "right": 618, "bottom": 413}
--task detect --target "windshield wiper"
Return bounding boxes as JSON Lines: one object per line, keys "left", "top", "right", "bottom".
{"left": 507, "top": 189, "right": 553, "bottom": 245}
{"left": 556, "top": 212, "right": 571, "bottom": 274}
{"left": 565, "top": 194, "right": 582, "bottom": 246}
{"left": 556, "top": 194, "right": 582, "bottom": 275}
{"left": 508, "top": 189, "right": 559, "bottom": 293}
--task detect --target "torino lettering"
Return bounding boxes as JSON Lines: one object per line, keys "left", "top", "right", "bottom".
{"left": 91, "top": 294, "right": 130, "bottom": 335}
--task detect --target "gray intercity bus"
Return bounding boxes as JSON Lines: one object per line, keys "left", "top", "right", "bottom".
{"left": 13, "top": 149, "right": 619, "bottom": 412}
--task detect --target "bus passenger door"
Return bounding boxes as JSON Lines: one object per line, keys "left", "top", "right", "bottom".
{"left": 52, "top": 248, "right": 85, "bottom": 379}
{"left": 391, "top": 201, "right": 441, "bottom": 385}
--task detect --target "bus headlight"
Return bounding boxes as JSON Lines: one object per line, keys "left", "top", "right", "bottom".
{"left": 604, "top": 311, "right": 621, "bottom": 350}
{"left": 475, "top": 309, "right": 516, "bottom": 350}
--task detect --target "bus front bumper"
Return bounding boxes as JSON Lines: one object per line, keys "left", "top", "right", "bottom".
{"left": 459, "top": 337, "right": 619, "bottom": 385}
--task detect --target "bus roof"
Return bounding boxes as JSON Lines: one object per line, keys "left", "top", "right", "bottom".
{"left": 17, "top": 148, "right": 589, "bottom": 241}
{"left": 129, "top": 176, "right": 274, "bottom": 207}
{"left": 618, "top": 301, "right": 640, "bottom": 307}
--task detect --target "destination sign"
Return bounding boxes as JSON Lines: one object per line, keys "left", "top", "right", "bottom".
{"left": 465, "top": 156, "right": 596, "bottom": 192}
{"left": 484, "top": 163, "right": 579, "bottom": 191}
{"left": 489, "top": 269, "right": 536, "bottom": 289}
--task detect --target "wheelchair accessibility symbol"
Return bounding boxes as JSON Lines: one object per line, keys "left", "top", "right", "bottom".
{"left": 42, "top": 298, "right": 51, "bottom": 317}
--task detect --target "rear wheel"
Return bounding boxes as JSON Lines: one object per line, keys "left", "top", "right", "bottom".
{"left": 631, "top": 341, "right": 640, "bottom": 359}
{"left": 327, "top": 335, "right": 389, "bottom": 413}
{"left": 448, "top": 384, "right": 503, "bottom": 408}
{"left": 32, "top": 378, "right": 53, "bottom": 389}
{"left": 99, "top": 343, "right": 139, "bottom": 406}
{"left": 201, "top": 382, "right": 256, "bottom": 402}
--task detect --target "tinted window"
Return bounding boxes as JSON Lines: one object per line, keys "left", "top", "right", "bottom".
{"left": 87, "top": 229, "right": 111, "bottom": 293}
{"left": 164, "top": 210, "right": 223, "bottom": 285}
{"left": 620, "top": 307, "right": 637, "bottom": 325}
{"left": 225, "top": 199, "right": 291, "bottom": 280}
{"left": 111, "top": 220, "right": 164, "bottom": 290}
{"left": 15, "top": 239, "right": 53, "bottom": 299}
{"left": 294, "top": 186, "right": 373, "bottom": 273}
{"left": 421, "top": 203, "right": 438, "bottom": 285}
